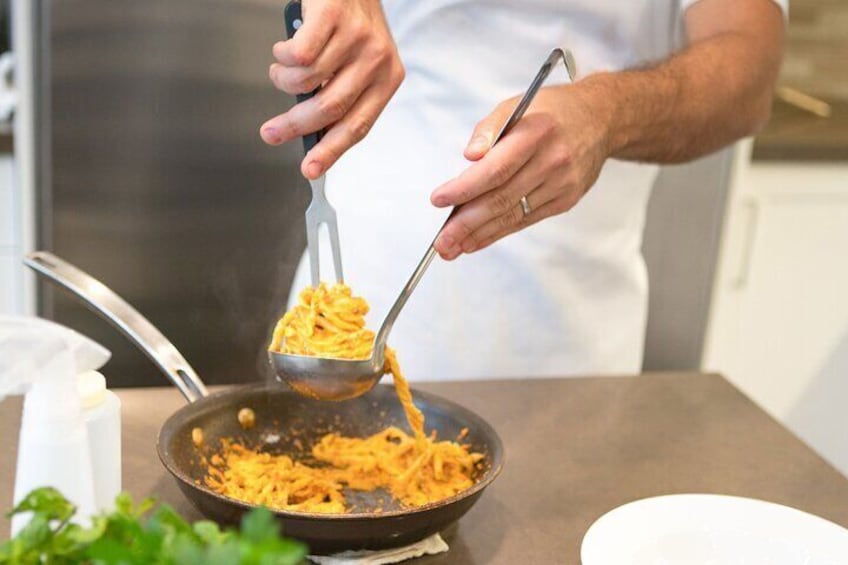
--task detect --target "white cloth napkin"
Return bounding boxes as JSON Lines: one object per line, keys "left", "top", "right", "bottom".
{"left": 0, "top": 315, "right": 111, "bottom": 399}
{"left": 308, "top": 534, "right": 448, "bottom": 565}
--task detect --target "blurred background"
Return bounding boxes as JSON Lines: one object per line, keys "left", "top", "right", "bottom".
{"left": 0, "top": 1, "right": 846, "bottom": 473}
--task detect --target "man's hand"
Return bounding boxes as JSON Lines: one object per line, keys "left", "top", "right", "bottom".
{"left": 432, "top": 0, "right": 784, "bottom": 261}
{"left": 431, "top": 85, "right": 611, "bottom": 260}
{"left": 260, "top": 0, "right": 404, "bottom": 179}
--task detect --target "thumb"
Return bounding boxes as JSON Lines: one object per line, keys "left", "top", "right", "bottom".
{"left": 464, "top": 101, "right": 514, "bottom": 161}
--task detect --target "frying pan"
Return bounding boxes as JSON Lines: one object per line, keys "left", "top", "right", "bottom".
{"left": 24, "top": 251, "right": 504, "bottom": 554}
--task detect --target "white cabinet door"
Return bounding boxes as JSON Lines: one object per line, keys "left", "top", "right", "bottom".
{"left": 704, "top": 160, "right": 848, "bottom": 475}
{"left": 0, "top": 154, "right": 13, "bottom": 247}
{"left": 0, "top": 254, "right": 21, "bottom": 314}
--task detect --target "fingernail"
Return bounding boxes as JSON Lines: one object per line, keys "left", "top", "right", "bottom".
{"left": 432, "top": 193, "right": 448, "bottom": 207}
{"left": 262, "top": 127, "right": 279, "bottom": 143}
{"left": 467, "top": 134, "right": 489, "bottom": 153}
{"left": 306, "top": 161, "right": 323, "bottom": 178}
{"left": 438, "top": 234, "right": 455, "bottom": 253}
{"left": 440, "top": 249, "right": 459, "bottom": 261}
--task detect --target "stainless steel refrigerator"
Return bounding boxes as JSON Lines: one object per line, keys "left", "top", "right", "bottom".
{"left": 37, "top": 0, "right": 309, "bottom": 386}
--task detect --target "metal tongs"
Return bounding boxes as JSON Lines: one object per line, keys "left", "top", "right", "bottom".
{"left": 271, "top": 47, "right": 577, "bottom": 401}
{"left": 286, "top": 0, "right": 343, "bottom": 286}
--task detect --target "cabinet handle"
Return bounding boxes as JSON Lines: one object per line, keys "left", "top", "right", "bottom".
{"left": 732, "top": 199, "right": 759, "bottom": 290}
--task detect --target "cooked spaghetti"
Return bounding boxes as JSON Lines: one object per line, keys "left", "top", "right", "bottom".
{"left": 203, "top": 283, "right": 483, "bottom": 513}
{"left": 269, "top": 283, "right": 374, "bottom": 360}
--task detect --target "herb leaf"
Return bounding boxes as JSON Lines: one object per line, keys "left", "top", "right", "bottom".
{"left": 8, "top": 487, "right": 75, "bottom": 522}
{"left": 0, "top": 488, "right": 308, "bottom": 565}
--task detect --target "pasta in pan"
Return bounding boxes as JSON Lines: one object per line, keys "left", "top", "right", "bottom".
{"left": 204, "top": 283, "right": 483, "bottom": 513}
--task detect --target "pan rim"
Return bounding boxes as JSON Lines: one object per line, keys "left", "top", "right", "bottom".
{"left": 156, "top": 382, "right": 505, "bottom": 521}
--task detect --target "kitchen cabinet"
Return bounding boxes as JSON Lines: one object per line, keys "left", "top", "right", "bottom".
{"left": 703, "top": 141, "right": 848, "bottom": 475}
{"left": 0, "top": 0, "right": 38, "bottom": 316}
{"left": 0, "top": 153, "right": 23, "bottom": 315}
{"left": 0, "top": 255, "right": 20, "bottom": 313}
{"left": 0, "top": 153, "right": 12, "bottom": 247}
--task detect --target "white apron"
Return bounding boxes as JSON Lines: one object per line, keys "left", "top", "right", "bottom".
{"left": 290, "top": 0, "right": 702, "bottom": 380}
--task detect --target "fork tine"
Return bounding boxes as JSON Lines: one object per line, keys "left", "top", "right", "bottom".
{"left": 304, "top": 214, "right": 321, "bottom": 287}
{"left": 326, "top": 217, "right": 344, "bottom": 283}
{"left": 304, "top": 175, "right": 344, "bottom": 287}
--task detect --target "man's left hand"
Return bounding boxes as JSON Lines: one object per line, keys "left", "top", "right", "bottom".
{"left": 431, "top": 84, "right": 611, "bottom": 260}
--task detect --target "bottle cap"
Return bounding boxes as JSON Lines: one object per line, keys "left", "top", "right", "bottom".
{"left": 77, "top": 370, "right": 107, "bottom": 409}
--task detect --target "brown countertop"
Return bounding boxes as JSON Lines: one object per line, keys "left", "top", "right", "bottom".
{"left": 753, "top": 97, "right": 848, "bottom": 162}
{"left": 4, "top": 373, "right": 848, "bottom": 563}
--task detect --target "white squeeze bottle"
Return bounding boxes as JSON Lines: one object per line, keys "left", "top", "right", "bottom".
{"left": 0, "top": 316, "right": 111, "bottom": 536}
{"left": 13, "top": 343, "right": 97, "bottom": 535}
{"left": 77, "top": 370, "right": 122, "bottom": 511}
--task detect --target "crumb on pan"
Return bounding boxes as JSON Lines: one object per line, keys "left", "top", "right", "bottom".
{"left": 238, "top": 407, "right": 256, "bottom": 430}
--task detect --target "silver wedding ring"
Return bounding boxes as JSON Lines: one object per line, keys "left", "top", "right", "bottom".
{"left": 519, "top": 195, "right": 532, "bottom": 217}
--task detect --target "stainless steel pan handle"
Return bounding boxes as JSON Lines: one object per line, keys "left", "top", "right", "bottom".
{"left": 24, "top": 251, "right": 208, "bottom": 403}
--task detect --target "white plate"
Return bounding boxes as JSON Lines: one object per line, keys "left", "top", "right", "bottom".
{"left": 581, "top": 494, "right": 848, "bottom": 565}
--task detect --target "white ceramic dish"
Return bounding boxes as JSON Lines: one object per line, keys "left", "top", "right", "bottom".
{"left": 581, "top": 494, "right": 848, "bottom": 565}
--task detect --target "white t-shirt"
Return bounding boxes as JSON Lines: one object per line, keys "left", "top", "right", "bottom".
{"left": 290, "top": 0, "right": 787, "bottom": 381}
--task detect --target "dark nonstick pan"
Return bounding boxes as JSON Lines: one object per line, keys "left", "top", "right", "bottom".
{"left": 24, "top": 251, "right": 504, "bottom": 554}
{"left": 160, "top": 383, "right": 500, "bottom": 553}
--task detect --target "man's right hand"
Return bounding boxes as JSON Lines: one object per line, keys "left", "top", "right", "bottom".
{"left": 260, "top": 0, "right": 404, "bottom": 180}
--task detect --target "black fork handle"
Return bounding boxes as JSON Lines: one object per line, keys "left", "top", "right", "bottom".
{"left": 284, "top": 0, "right": 323, "bottom": 154}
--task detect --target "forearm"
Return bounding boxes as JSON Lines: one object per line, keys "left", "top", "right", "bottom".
{"left": 586, "top": 21, "right": 783, "bottom": 164}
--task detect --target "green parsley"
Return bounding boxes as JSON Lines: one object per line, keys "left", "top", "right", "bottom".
{"left": 0, "top": 487, "right": 307, "bottom": 564}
